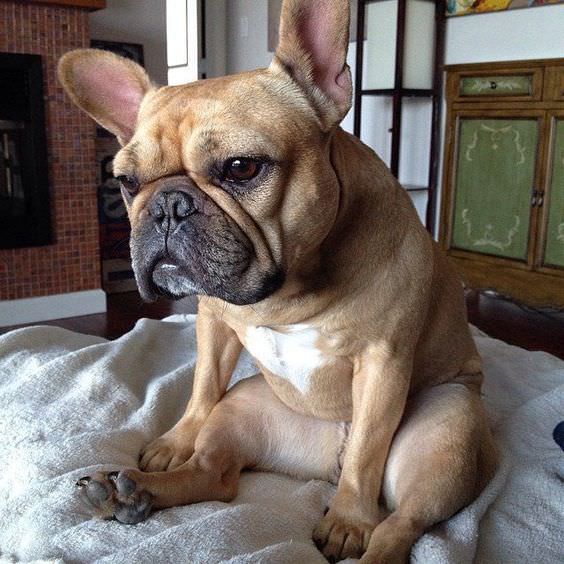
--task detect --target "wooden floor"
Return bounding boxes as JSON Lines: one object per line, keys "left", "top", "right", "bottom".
{"left": 2, "top": 290, "right": 564, "bottom": 360}
{"left": 2, "top": 293, "right": 197, "bottom": 341}
{"left": 465, "top": 289, "right": 564, "bottom": 360}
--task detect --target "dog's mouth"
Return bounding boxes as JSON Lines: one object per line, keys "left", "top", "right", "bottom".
{"left": 128, "top": 179, "right": 284, "bottom": 306}
{"left": 133, "top": 247, "right": 285, "bottom": 306}
{"left": 150, "top": 258, "right": 203, "bottom": 301}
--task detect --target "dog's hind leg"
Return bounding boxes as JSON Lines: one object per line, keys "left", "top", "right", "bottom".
{"left": 357, "top": 381, "right": 497, "bottom": 564}
{"left": 76, "top": 374, "right": 345, "bottom": 523}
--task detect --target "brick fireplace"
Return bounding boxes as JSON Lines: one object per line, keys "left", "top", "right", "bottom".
{"left": 0, "top": 0, "right": 106, "bottom": 323}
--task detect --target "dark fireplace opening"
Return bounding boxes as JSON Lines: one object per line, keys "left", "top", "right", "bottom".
{"left": 0, "top": 52, "right": 51, "bottom": 249}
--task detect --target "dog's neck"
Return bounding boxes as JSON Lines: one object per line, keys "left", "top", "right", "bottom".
{"left": 321, "top": 127, "right": 412, "bottom": 278}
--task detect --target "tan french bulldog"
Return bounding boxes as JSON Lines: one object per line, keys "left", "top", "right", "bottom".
{"left": 58, "top": 0, "right": 497, "bottom": 561}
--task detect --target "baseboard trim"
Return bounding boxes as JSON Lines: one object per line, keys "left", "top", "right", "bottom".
{"left": 0, "top": 289, "right": 107, "bottom": 327}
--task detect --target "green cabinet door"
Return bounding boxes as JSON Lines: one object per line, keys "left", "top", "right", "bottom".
{"left": 451, "top": 118, "right": 538, "bottom": 261}
{"left": 544, "top": 118, "right": 564, "bottom": 269}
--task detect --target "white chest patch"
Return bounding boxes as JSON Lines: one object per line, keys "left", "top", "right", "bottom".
{"left": 245, "top": 324, "right": 325, "bottom": 394}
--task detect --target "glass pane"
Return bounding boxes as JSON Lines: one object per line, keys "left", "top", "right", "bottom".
{"left": 0, "top": 122, "right": 26, "bottom": 217}
{"left": 544, "top": 119, "right": 564, "bottom": 268}
{"left": 451, "top": 118, "right": 538, "bottom": 261}
{"left": 360, "top": 96, "right": 393, "bottom": 168}
{"left": 362, "top": 0, "right": 398, "bottom": 90}
{"left": 403, "top": 0, "right": 435, "bottom": 90}
{"left": 460, "top": 75, "right": 533, "bottom": 97}
{"left": 409, "top": 190, "right": 427, "bottom": 226}
{"left": 398, "top": 98, "right": 432, "bottom": 188}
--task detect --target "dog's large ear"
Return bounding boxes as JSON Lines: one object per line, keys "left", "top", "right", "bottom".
{"left": 271, "top": 0, "right": 352, "bottom": 130}
{"left": 58, "top": 49, "right": 153, "bottom": 145}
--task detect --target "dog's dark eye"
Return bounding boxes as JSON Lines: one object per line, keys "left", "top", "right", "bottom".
{"left": 223, "top": 158, "right": 261, "bottom": 183}
{"left": 116, "top": 175, "right": 140, "bottom": 196}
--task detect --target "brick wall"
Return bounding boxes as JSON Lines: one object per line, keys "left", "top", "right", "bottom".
{"left": 0, "top": 1, "right": 100, "bottom": 300}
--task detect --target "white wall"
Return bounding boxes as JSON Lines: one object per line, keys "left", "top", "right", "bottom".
{"left": 204, "top": 0, "right": 227, "bottom": 78}
{"left": 90, "top": 0, "right": 167, "bottom": 85}
{"left": 225, "top": 0, "right": 273, "bottom": 74}
{"left": 445, "top": 5, "right": 564, "bottom": 66}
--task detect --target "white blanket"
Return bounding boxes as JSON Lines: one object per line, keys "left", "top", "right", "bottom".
{"left": 0, "top": 315, "right": 562, "bottom": 563}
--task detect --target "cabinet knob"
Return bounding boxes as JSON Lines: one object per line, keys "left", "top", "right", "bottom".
{"left": 531, "top": 190, "right": 545, "bottom": 207}
{"left": 490, "top": 81, "right": 497, "bottom": 90}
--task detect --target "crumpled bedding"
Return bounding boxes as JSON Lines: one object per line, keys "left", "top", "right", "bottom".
{"left": 0, "top": 315, "right": 562, "bottom": 563}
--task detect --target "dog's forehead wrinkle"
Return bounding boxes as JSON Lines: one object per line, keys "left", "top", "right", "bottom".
{"left": 113, "top": 142, "right": 140, "bottom": 175}
{"left": 186, "top": 124, "right": 282, "bottom": 164}
{"left": 194, "top": 127, "right": 221, "bottom": 154}
{"left": 131, "top": 143, "right": 169, "bottom": 182}
{"left": 143, "top": 78, "right": 312, "bottom": 170}
{"left": 150, "top": 84, "right": 226, "bottom": 119}
{"left": 115, "top": 119, "right": 188, "bottom": 182}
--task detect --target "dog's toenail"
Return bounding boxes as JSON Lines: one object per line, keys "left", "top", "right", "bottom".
{"left": 107, "top": 471, "right": 119, "bottom": 482}
{"left": 76, "top": 477, "right": 91, "bottom": 487}
{"left": 323, "top": 506, "right": 330, "bottom": 515}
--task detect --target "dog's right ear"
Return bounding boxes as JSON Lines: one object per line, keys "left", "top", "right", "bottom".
{"left": 58, "top": 49, "right": 153, "bottom": 145}
{"left": 271, "top": 0, "right": 352, "bottom": 131}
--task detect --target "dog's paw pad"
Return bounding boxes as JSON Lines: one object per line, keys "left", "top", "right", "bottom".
{"left": 108, "top": 471, "right": 137, "bottom": 496}
{"left": 76, "top": 470, "right": 153, "bottom": 524}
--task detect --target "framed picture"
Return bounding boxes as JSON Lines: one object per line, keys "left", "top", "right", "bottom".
{"left": 446, "top": 0, "right": 564, "bottom": 17}
{"left": 90, "top": 39, "right": 144, "bottom": 66}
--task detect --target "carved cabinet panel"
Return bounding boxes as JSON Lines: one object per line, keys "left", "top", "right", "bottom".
{"left": 441, "top": 59, "right": 564, "bottom": 307}
{"left": 542, "top": 115, "right": 564, "bottom": 269}
{"left": 451, "top": 116, "right": 539, "bottom": 262}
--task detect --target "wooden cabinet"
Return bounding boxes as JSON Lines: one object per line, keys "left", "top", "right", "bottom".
{"left": 546, "top": 66, "right": 564, "bottom": 102}
{"left": 440, "top": 59, "right": 564, "bottom": 307}
{"left": 541, "top": 111, "right": 564, "bottom": 270}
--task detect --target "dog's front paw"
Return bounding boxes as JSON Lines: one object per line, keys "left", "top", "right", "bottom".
{"left": 313, "top": 507, "right": 375, "bottom": 562}
{"left": 139, "top": 424, "right": 198, "bottom": 471}
{"left": 76, "top": 470, "right": 153, "bottom": 524}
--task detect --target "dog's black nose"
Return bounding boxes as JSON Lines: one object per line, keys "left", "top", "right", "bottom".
{"left": 149, "top": 191, "right": 195, "bottom": 233}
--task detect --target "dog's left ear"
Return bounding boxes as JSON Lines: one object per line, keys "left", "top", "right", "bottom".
{"left": 58, "top": 49, "right": 154, "bottom": 145}
{"left": 271, "top": 0, "right": 352, "bottom": 131}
